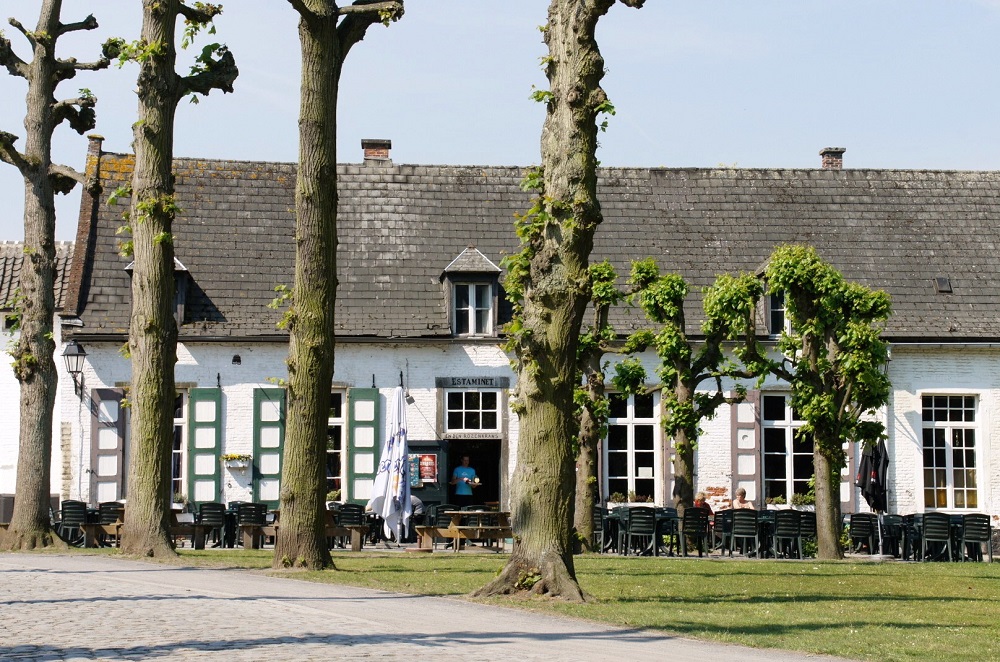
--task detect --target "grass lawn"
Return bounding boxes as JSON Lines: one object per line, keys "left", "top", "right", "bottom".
{"left": 168, "top": 549, "right": 1000, "bottom": 662}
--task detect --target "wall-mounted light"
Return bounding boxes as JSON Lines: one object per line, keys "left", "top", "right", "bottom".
{"left": 232, "top": 354, "right": 241, "bottom": 365}
{"left": 62, "top": 340, "right": 87, "bottom": 397}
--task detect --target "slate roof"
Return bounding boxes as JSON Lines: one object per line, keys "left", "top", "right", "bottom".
{"left": 0, "top": 241, "right": 74, "bottom": 311}
{"left": 67, "top": 145, "right": 1000, "bottom": 342}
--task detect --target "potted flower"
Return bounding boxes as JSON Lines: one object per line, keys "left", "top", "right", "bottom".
{"left": 221, "top": 453, "right": 251, "bottom": 469}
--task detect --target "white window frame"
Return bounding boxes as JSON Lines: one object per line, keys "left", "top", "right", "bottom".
{"left": 171, "top": 391, "right": 187, "bottom": 501}
{"left": 453, "top": 282, "right": 493, "bottom": 336}
{"left": 603, "top": 391, "right": 662, "bottom": 503}
{"left": 761, "top": 393, "right": 812, "bottom": 503}
{"left": 445, "top": 389, "right": 501, "bottom": 432}
{"left": 921, "top": 394, "right": 979, "bottom": 511}
{"left": 327, "top": 390, "right": 346, "bottom": 497}
{"left": 768, "top": 290, "right": 789, "bottom": 336}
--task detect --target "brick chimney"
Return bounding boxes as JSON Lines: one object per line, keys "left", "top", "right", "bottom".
{"left": 362, "top": 139, "right": 391, "bottom": 165}
{"left": 820, "top": 147, "right": 845, "bottom": 170}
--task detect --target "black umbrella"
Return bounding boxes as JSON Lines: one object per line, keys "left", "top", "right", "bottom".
{"left": 855, "top": 440, "right": 889, "bottom": 513}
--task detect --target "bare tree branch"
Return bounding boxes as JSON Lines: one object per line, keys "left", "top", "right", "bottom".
{"left": 59, "top": 56, "right": 111, "bottom": 72}
{"left": 7, "top": 17, "right": 32, "bottom": 44}
{"left": 177, "top": 2, "right": 222, "bottom": 24}
{"left": 0, "top": 33, "right": 29, "bottom": 79}
{"left": 177, "top": 46, "right": 238, "bottom": 100}
{"left": 56, "top": 14, "right": 98, "bottom": 36}
{"left": 0, "top": 130, "right": 29, "bottom": 175}
{"left": 48, "top": 163, "right": 85, "bottom": 194}
{"left": 52, "top": 97, "right": 97, "bottom": 134}
{"left": 337, "top": 0, "right": 403, "bottom": 59}
{"left": 286, "top": 0, "right": 310, "bottom": 17}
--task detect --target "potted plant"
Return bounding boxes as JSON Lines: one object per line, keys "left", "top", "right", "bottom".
{"left": 221, "top": 453, "right": 251, "bottom": 469}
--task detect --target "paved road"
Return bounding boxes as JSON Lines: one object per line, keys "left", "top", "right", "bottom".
{"left": 0, "top": 553, "right": 846, "bottom": 661}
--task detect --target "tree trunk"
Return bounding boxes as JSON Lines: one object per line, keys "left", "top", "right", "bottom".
{"left": 573, "top": 362, "right": 603, "bottom": 553}
{"left": 2, "top": 0, "right": 66, "bottom": 551}
{"left": 813, "top": 444, "right": 844, "bottom": 559}
{"left": 476, "top": 0, "right": 642, "bottom": 600}
{"left": 671, "top": 379, "right": 695, "bottom": 517}
{"left": 120, "top": 0, "right": 182, "bottom": 558}
{"left": 272, "top": 10, "right": 342, "bottom": 571}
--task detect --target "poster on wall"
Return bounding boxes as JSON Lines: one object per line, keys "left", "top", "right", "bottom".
{"left": 410, "top": 453, "right": 438, "bottom": 484}
{"left": 408, "top": 455, "right": 422, "bottom": 488}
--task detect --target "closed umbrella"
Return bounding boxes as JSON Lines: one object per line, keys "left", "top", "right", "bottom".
{"left": 369, "top": 386, "right": 412, "bottom": 543}
{"left": 855, "top": 439, "right": 890, "bottom": 554}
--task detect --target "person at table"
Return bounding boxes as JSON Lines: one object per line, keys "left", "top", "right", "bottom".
{"left": 450, "top": 455, "right": 479, "bottom": 508}
{"left": 693, "top": 491, "right": 713, "bottom": 514}
{"left": 732, "top": 487, "right": 754, "bottom": 510}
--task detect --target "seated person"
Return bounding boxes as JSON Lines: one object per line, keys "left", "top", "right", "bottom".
{"left": 732, "top": 487, "right": 754, "bottom": 510}
{"left": 693, "top": 491, "right": 714, "bottom": 514}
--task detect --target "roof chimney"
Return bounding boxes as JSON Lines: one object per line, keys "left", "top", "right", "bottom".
{"left": 820, "top": 147, "right": 845, "bottom": 170}
{"left": 362, "top": 139, "right": 391, "bottom": 165}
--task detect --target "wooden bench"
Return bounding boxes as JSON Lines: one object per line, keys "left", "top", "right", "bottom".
{"left": 169, "top": 513, "right": 216, "bottom": 550}
{"left": 415, "top": 524, "right": 512, "bottom": 552}
{"left": 325, "top": 524, "right": 370, "bottom": 552}
{"left": 239, "top": 524, "right": 278, "bottom": 549}
{"left": 80, "top": 521, "right": 122, "bottom": 548}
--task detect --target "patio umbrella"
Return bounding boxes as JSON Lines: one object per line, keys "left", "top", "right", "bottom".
{"left": 368, "top": 386, "right": 412, "bottom": 543}
{"left": 856, "top": 440, "right": 889, "bottom": 513}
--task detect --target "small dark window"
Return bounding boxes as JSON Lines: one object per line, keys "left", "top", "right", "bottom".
{"left": 934, "top": 277, "right": 952, "bottom": 294}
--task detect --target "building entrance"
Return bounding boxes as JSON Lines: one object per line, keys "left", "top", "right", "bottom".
{"left": 446, "top": 439, "right": 501, "bottom": 506}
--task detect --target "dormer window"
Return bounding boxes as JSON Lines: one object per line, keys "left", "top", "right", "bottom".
{"left": 454, "top": 282, "right": 492, "bottom": 335}
{"left": 442, "top": 245, "right": 502, "bottom": 338}
{"left": 768, "top": 290, "right": 788, "bottom": 336}
{"left": 125, "top": 257, "right": 190, "bottom": 326}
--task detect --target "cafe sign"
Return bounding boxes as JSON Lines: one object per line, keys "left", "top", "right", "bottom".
{"left": 435, "top": 376, "right": 510, "bottom": 388}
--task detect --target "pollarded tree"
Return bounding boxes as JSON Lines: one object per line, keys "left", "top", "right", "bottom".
{"left": 474, "top": 0, "right": 645, "bottom": 601}
{"left": 112, "top": 1, "right": 237, "bottom": 558}
{"left": 0, "top": 1, "right": 108, "bottom": 550}
{"left": 274, "top": 0, "right": 403, "bottom": 570}
{"left": 764, "top": 244, "right": 890, "bottom": 559}
{"left": 721, "top": 244, "right": 891, "bottom": 559}
{"left": 617, "top": 261, "right": 760, "bottom": 516}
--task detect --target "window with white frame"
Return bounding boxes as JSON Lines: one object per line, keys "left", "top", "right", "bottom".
{"left": 604, "top": 391, "right": 660, "bottom": 502}
{"left": 453, "top": 282, "right": 493, "bottom": 335}
{"left": 171, "top": 391, "right": 187, "bottom": 500}
{"left": 326, "top": 391, "right": 345, "bottom": 496}
{"left": 762, "top": 394, "right": 812, "bottom": 503}
{"left": 922, "top": 395, "right": 978, "bottom": 510}
{"left": 768, "top": 290, "right": 788, "bottom": 335}
{"left": 446, "top": 390, "right": 500, "bottom": 432}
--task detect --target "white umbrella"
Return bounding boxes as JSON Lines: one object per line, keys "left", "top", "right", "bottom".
{"left": 369, "top": 386, "right": 412, "bottom": 543}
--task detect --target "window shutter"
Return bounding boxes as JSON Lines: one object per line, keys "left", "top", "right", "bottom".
{"left": 730, "top": 390, "right": 761, "bottom": 506}
{"left": 347, "top": 387, "right": 380, "bottom": 505}
{"left": 253, "top": 388, "right": 285, "bottom": 509}
{"left": 187, "top": 388, "right": 222, "bottom": 506}
{"left": 90, "top": 388, "right": 126, "bottom": 504}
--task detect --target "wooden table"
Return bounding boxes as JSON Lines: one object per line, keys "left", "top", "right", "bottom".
{"left": 416, "top": 510, "right": 512, "bottom": 552}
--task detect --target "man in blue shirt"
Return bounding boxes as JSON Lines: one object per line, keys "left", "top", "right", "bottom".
{"left": 451, "top": 455, "right": 478, "bottom": 507}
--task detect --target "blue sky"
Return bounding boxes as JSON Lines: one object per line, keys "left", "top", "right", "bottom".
{"left": 2, "top": 1, "right": 1000, "bottom": 240}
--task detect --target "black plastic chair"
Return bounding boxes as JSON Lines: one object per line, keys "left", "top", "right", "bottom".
{"left": 922, "top": 512, "right": 953, "bottom": 562}
{"left": 679, "top": 507, "right": 711, "bottom": 557}
{"left": 901, "top": 514, "right": 922, "bottom": 560}
{"left": 773, "top": 509, "right": 802, "bottom": 558}
{"left": 656, "top": 507, "right": 678, "bottom": 555}
{"left": 622, "top": 507, "right": 659, "bottom": 556}
{"left": 97, "top": 501, "right": 125, "bottom": 547}
{"left": 198, "top": 502, "right": 227, "bottom": 547}
{"left": 798, "top": 511, "right": 817, "bottom": 557}
{"left": 591, "top": 505, "right": 607, "bottom": 553}
{"left": 961, "top": 513, "right": 993, "bottom": 562}
{"left": 729, "top": 509, "right": 758, "bottom": 557}
{"left": 714, "top": 509, "right": 733, "bottom": 552}
{"left": 237, "top": 502, "right": 268, "bottom": 549}
{"left": 57, "top": 500, "right": 87, "bottom": 547}
{"left": 849, "top": 513, "right": 877, "bottom": 553}
{"left": 880, "top": 514, "right": 903, "bottom": 557}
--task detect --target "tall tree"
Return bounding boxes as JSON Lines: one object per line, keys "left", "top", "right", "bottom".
{"left": 475, "top": 0, "right": 644, "bottom": 600}
{"left": 113, "top": 0, "right": 237, "bottom": 557}
{"left": 274, "top": 0, "right": 403, "bottom": 570}
{"left": 0, "top": 1, "right": 108, "bottom": 550}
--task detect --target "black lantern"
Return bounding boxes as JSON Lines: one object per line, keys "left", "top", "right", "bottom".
{"left": 62, "top": 340, "right": 87, "bottom": 396}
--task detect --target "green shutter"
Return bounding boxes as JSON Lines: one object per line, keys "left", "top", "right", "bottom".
{"left": 187, "top": 388, "right": 222, "bottom": 506}
{"left": 347, "top": 387, "right": 380, "bottom": 505}
{"left": 253, "top": 388, "right": 286, "bottom": 509}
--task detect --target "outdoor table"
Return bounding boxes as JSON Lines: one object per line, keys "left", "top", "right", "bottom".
{"left": 428, "top": 510, "right": 512, "bottom": 552}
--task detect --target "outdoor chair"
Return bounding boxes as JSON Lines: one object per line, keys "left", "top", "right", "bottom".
{"left": 656, "top": 507, "right": 678, "bottom": 555}
{"left": 799, "top": 511, "right": 817, "bottom": 557}
{"left": 197, "top": 502, "right": 227, "bottom": 547}
{"left": 622, "top": 506, "right": 659, "bottom": 556}
{"left": 921, "top": 511, "right": 953, "bottom": 562}
{"left": 57, "top": 500, "right": 87, "bottom": 547}
{"left": 729, "top": 509, "right": 758, "bottom": 557}
{"left": 880, "top": 514, "right": 903, "bottom": 557}
{"left": 901, "top": 514, "right": 922, "bottom": 560}
{"left": 714, "top": 509, "right": 733, "bottom": 552}
{"left": 849, "top": 513, "right": 877, "bottom": 553}
{"left": 772, "top": 509, "right": 802, "bottom": 559}
{"left": 97, "top": 501, "right": 125, "bottom": 547}
{"left": 237, "top": 502, "right": 268, "bottom": 549}
{"left": 960, "top": 513, "right": 993, "bottom": 562}
{"left": 679, "top": 506, "right": 711, "bottom": 557}
{"left": 590, "top": 505, "right": 607, "bottom": 553}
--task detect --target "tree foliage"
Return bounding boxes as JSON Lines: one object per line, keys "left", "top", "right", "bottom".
{"left": 0, "top": 0, "right": 108, "bottom": 551}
